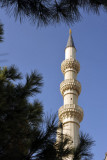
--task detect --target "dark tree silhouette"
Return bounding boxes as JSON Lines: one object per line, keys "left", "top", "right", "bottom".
{"left": 0, "top": 66, "right": 43, "bottom": 160}
{"left": 0, "top": 0, "right": 107, "bottom": 26}
{"left": 0, "top": 66, "right": 72, "bottom": 160}
{"left": 0, "top": 0, "right": 106, "bottom": 42}
{"left": 0, "top": 24, "right": 3, "bottom": 42}
{"left": 27, "top": 126, "right": 94, "bottom": 160}
{"left": 72, "top": 132, "right": 94, "bottom": 160}
{"left": 0, "top": 66, "right": 94, "bottom": 160}
{"left": 24, "top": 115, "right": 73, "bottom": 160}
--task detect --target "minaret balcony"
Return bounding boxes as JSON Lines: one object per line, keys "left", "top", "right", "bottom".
{"left": 61, "top": 58, "right": 80, "bottom": 75}
{"left": 58, "top": 104, "right": 84, "bottom": 124}
{"left": 60, "top": 79, "right": 81, "bottom": 96}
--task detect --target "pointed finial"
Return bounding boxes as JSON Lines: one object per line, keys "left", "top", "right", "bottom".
{"left": 69, "top": 29, "right": 72, "bottom": 35}
{"left": 66, "top": 29, "right": 75, "bottom": 48}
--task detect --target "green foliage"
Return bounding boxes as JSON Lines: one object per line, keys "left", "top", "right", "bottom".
{"left": 0, "top": 0, "right": 107, "bottom": 26}
{"left": 73, "top": 132, "right": 95, "bottom": 160}
{"left": 0, "top": 24, "right": 3, "bottom": 42}
{"left": 25, "top": 115, "right": 73, "bottom": 160}
{"left": 0, "top": 66, "right": 94, "bottom": 160}
{"left": 0, "top": 66, "right": 43, "bottom": 160}
{"left": 25, "top": 117, "right": 94, "bottom": 160}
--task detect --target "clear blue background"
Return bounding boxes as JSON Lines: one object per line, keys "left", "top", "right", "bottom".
{"left": 0, "top": 8, "right": 107, "bottom": 160}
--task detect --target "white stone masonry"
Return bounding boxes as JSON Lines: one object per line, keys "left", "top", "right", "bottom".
{"left": 58, "top": 30, "right": 84, "bottom": 148}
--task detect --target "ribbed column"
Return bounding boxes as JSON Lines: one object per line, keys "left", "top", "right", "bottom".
{"left": 58, "top": 30, "right": 83, "bottom": 148}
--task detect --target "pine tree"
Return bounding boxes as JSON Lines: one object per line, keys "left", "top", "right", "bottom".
{"left": 0, "top": 66, "right": 43, "bottom": 160}
{"left": 72, "top": 132, "right": 94, "bottom": 160}
{"left": 0, "top": 0, "right": 107, "bottom": 26}
{"left": 0, "top": 66, "right": 94, "bottom": 160}
{"left": 0, "top": 24, "right": 3, "bottom": 42}
{"left": 30, "top": 125, "right": 94, "bottom": 160}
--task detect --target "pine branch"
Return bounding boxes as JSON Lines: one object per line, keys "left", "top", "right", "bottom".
{"left": 0, "top": 23, "right": 3, "bottom": 42}
{"left": 0, "top": 66, "right": 43, "bottom": 160}
{"left": 73, "top": 132, "right": 95, "bottom": 160}
{"left": 23, "top": 71, "right": 43, "bottom": 96}
{"left": 0, "top": 0, "right": 107, "bottom": 26}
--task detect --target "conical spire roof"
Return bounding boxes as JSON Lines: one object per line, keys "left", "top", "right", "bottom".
{"left": 66, "top": 29, "right": 75, "bottom": 48}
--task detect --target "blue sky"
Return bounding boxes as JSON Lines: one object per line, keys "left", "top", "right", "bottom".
{"left": 0, "top": 8, "right": 107, "bottom": 160}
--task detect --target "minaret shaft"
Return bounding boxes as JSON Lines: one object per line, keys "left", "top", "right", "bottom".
{"left": 65, "top": 70, "right": 77, "bottom": 80}
{"left": 64, "top": 92, "right": 78, "bottom": 105}
{"left": 65, "top": 47, "right": 76, "bottom": 59}
{"left": 58, "top": 31, "right": 83, "bottom": 150}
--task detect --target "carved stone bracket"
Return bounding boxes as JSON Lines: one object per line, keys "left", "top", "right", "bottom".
{"left": 61, "top": 58, "right": 80, "bottom": 74}
{"left": 59, "top": 104, "right": 84, "bottom": 123}
{"left": 60, "top": 79, "right": 81, "bottom": 96}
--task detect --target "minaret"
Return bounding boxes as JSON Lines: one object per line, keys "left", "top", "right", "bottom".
{"left": 105, "top": 153, "right": 107, "bottom": 160}
{"left": 58, "top": 29, "right": 84, "bottom": 148}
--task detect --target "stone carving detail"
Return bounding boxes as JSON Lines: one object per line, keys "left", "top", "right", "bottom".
{"left": 59, "top": 104, "right": 83, "bottom": 123}
{"left": 61, "top": 58, "right": 80, "bottom": 74}
{"left": 60, "top": 79, "right": 81, "bottom": 96}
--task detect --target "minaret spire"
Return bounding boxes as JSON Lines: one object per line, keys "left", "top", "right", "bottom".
{"left": 58, "top": 29, "right": 84, "bottom": 154}
{"left": 66, "top": 29, "right": 75, "bottom": 48}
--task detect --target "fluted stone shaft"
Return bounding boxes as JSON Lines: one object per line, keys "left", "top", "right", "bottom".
{"left": 58, "top": 30, "right": 83, "bottom": 148}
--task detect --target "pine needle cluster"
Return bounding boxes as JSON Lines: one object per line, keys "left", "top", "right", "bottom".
{"left": 0, "top": 66, "right": 94, "bottom": 160}
{"left": 0, "top": 66, "right": 43, "bottom": 160}
{"left": 0, "top": 0, "right": 107, "bottom": 26}
{"left": 0, "top": 24, "right": 3, "bottom": 42}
